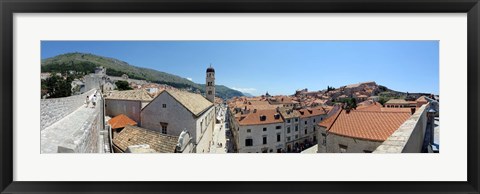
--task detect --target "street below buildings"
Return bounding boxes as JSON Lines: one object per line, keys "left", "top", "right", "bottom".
{"left": 209, "top": 104, "right": 229, "bottom": 153}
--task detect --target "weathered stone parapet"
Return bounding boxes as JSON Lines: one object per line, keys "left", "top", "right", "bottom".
{"left": 41, "top": 90, "right": 106, "bottom": 153}
{"left": 373, "top": 104, "right": 428, "bottom": 153}
{"left": 40, "top": 89, "right": 96, "bottom": 131}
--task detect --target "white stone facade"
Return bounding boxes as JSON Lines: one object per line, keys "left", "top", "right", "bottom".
{"left": 140, "top": 91, "right": 215, "bottom": 153}
{"left": 236, "top": 123, "right": 285, "bottom": 153}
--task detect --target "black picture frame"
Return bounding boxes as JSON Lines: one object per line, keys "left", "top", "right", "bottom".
{"left": 1, "top": 0, "right": 479, "bottom": 193}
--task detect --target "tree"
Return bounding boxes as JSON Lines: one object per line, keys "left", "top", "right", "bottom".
{"left": 340, "top": 97, "right": 357, "bottom": 109}
{"left": 326, "top": 86, "right": 335, "bottom": 92}
{"left": 115, "top": 80, "right": 132, "bottom": 91}
{"left": 44, "top": 74, "right": 72, "bottom": 98}
{"left": 378, "top": 97, "right": 389, "bottom": 105}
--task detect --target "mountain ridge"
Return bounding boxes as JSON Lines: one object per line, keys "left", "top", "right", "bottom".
{"left": 41, "top": 52, "right": 245, "bottom": 99}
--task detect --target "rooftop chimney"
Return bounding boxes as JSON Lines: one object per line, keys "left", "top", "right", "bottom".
{"left": 253, "top": 109, "right": 257, "bottom": 113}
{"left": 260, "top": 115, "right": 266, "bottom": 121}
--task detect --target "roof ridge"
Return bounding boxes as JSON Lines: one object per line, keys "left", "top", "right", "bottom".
{"left": 354, "top": 110, "right": 411, "bottom": 113}
{"left": 326, "top": 109, "right": 343, "bottom": 131}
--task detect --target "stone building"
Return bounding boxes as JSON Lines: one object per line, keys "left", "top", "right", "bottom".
{"left": 104, "top": 89, "right": 153, "bottom": 124}
{"left": 317, "top": 104, "right": 412, "bottom": 153}
{"left": 277, "top": 107, "right": 301, "bottom": 152}
{"left": 103, "top": 81, "right": 116, "bottom": 92}
{"left": 298, "top": 107, "right": 327, "bottom": 146}
{"left": 384, "top": 99, "right": 417, "bottom": 108}
{"left": 140, "top": 89, "right": 215, "bottom": 153}
{"left": 228, "top": 101, "right": 329, "bottom": 152}
{"left": 232, "top": 109, "right": 285, "bottom": 153}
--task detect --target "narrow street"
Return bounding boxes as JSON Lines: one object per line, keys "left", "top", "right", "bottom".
{"left": 209, "top": 104, "right": 228, "bottom": 153}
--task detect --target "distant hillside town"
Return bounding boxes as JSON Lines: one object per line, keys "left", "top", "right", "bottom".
{"left": 40, "top": 64, "right": 439, "bottom": 154}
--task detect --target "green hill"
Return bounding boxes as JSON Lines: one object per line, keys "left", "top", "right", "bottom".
{"left": 41, "top": 52, "right": 244, "bottom": 99}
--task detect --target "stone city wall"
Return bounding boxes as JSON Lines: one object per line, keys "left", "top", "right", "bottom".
{"left": 373, "top": 104, "right": 428, "bottom": 153}
{"left": 40, "top": 89, "right": 96, "bottom": 131}
{"left": 58, "top": 98, "right": 104, "bottom": 153}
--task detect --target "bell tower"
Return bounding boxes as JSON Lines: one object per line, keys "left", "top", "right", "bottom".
{"left": 206, "top": 65, "right": 215, "bottom": 103}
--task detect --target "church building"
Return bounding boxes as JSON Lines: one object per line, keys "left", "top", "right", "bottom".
{"left": 139, "top": 66, "right": 216, "bottom": 153}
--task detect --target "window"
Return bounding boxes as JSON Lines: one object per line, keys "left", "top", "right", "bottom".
{"left": 295, "top": 125, "right": 298, "bottom": 131}
{"left": 263, "top": 137, "right": 267, "bottom": 144}
{"left": 287, "top": 137, "right": 291, "bottom": 141}
{"left": 322, "top": 133, "right": 326, "bottom": 146}
{"left": 295, "top": 118, "right": 299, "bottom": 122}
{"left": 245, "top": 139, "right": 253, "bottom": 146}
{"left": 313, "top": 119, "right": 316, "bottom": 123}
{"left": 304, "top": 121, "right": 307, "bottom": 125}
{"left": 287, "top": 127, "right": 291, "bottom": 133}
{"left": 160, "top": 123, "right": 168, "bottom": 134}
{"left": 287, "top": 119, "right": 291, "bottom": 123}
{"left": 276, "top": 126, "right": 281, "bottom": 129}
{"left": 295, "top": 135, "right": 298, "bottom": 139}
{"left": 263, "top": 127, "right": 267, "bottom": 132}
{"left": 304, "top": 129, "right": 307, "bottom": 134}
{"left": 277, "top": 134, "right": 281, "bottom": 142}
{"left": 247, "top": 129, "right": 251, "bottom": 133}
{"left": 162, "top": 104, "right": 166, "bottom": 108}
{"left": 339, "top": 144, "right": 348, "bottom": 153}
{"left": 313, "top": 126, "right": 316, "bottom": 132}
{"left": 208, "top": 91, "right": 212, "bottom": 95}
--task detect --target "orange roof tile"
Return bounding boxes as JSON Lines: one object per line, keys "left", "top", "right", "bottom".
{"left": 108, "top": 114, "right": 137, "bottom": 129}
{"left": 238, "top": 109, "right": 284, "bottom": 126}
{"left": 416, "top": 96, "right": 428, "bottom": 102}
{"left": 356, "top": 103, "right": 412, "bottom": 113}
{"left": 318, "top": 108, "right": 342, "bottom": 128}
{"left": 327, "top": 110, "right": 411, "bottom": 141}
{"left": 298, "top": 107, "right": 328, "bottom": 118}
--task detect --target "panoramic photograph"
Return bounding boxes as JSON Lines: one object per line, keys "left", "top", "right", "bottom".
{"left": 40, "top": 41, "right": 439, "bottom": 154}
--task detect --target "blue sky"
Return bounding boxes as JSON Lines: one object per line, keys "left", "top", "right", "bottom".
{"left": 41, "top": 41, "right": 439, "bottom": 96}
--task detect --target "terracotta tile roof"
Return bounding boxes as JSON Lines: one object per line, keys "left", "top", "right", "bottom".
{"left": 357, "top": 100, "right": 375, "bottom": 108}
{"left": 326, "top": 109, "right": 411, "bottom": 141}
{"left": 416, "top": 96, "right": 428, "bottom": 102}
{"left": 385, "top": 99, "right": 416, "bottom": 105}
{"left": 159, "top": 89, "right": 213, "bottom": 117}
{"left": 298, "top": 107, "right": 328, "bottom": 118}
{"left": 113, "top": 125, "right": 178, "bottom": 153}
{"left": 318, "top": 108, "right": 342, "bottom": 129}
{"left": 108, "top": 114, "right": 137, "bottom": 129}
{"left": 356, "top": 103, "right": 413, "bottom": 113}
{"left": 238, "top": 109, "right": 284, "bottom": 126}
{"left": 278, "top": 107, "right": 301, "bottom": 119}
{"left": 270, "top": 96, "right": 299, "bottom": 104}
{"left": 105, "top": 89, "right": 153, "bottom": 101}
